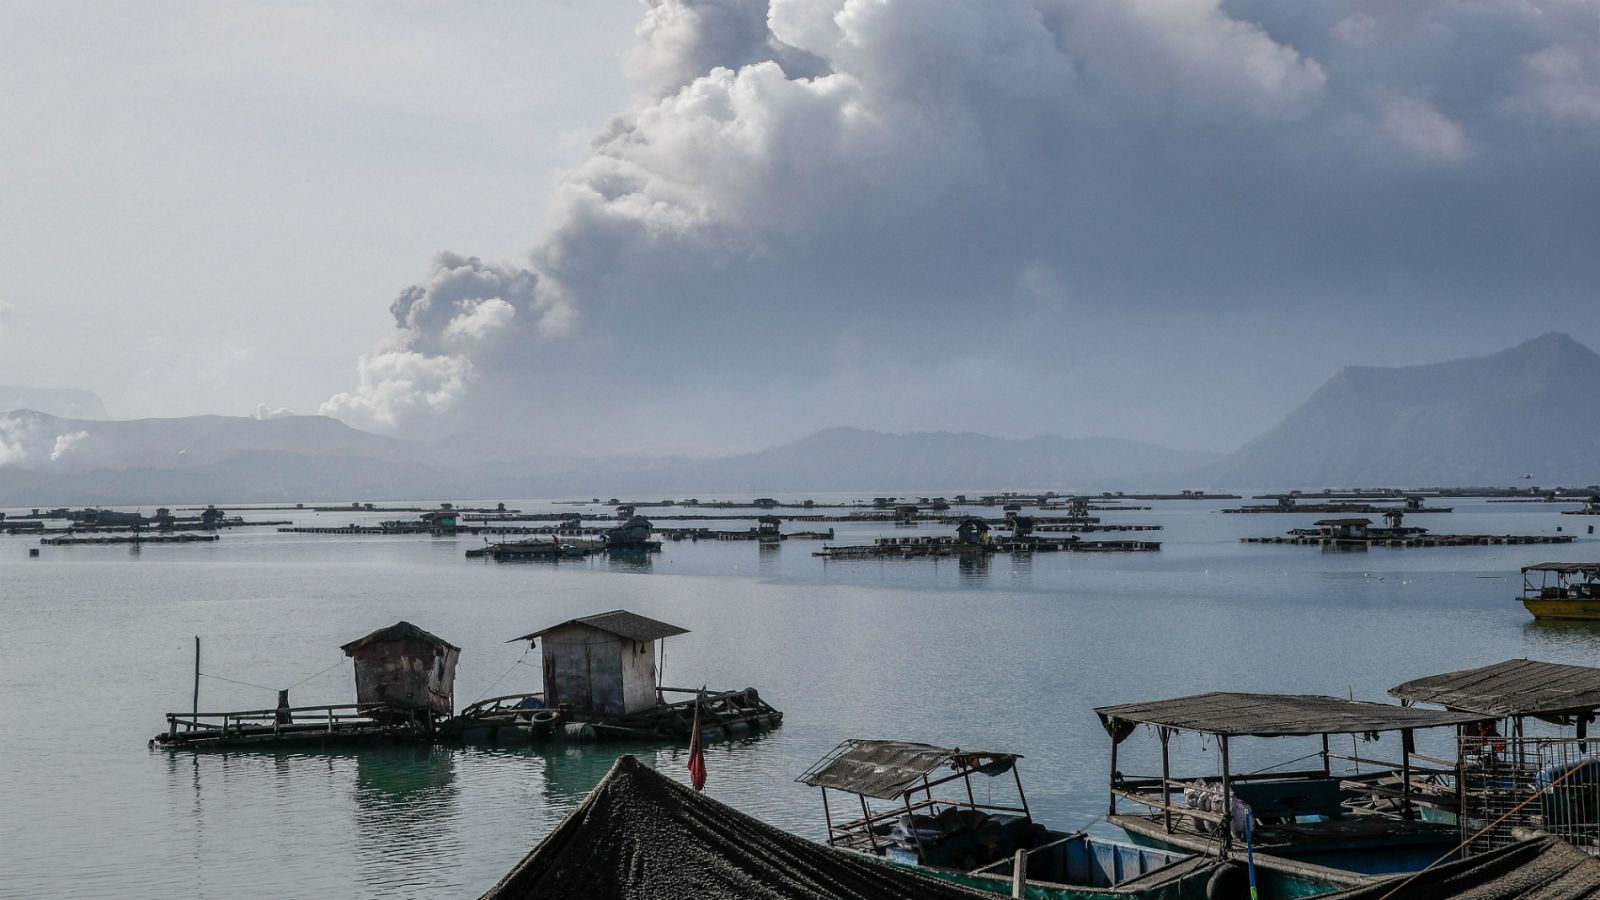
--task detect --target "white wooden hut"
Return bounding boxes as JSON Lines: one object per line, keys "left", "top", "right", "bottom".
{"left": 510, "top": 610, "right": 688, "bottom": 719}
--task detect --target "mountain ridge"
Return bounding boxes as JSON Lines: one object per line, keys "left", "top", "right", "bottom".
{"left": 0, "top": 415, "right": 1216, "bottom": 504}
{"left": 1198, "top": 332, "right": 1600, "bottom": 487}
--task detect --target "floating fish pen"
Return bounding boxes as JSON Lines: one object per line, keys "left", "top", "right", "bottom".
{"left": 1100, "top": 490, "right": 1237, "bottom": 500}
{"left": 466, "top": 516, "right": 662, "bottom": 559}
{"left": 465, "top": 538, "right": 617, "bottom": 560}
{"left": 815, "top": 535, "right": 1160, "bottom": 559}
{"left": 42, "top": 533, "right": 219, "bottom": 545}
{"left": 448, "top": 610, "right": 782, "bottom": 744}
{"left": 279, "top": 524, "right": 435, "bottom": 535}
{"left": 1562, "top": 496, "right": 1600, "bottom": 516}
{"left": 153, "top": 622, "right": 460, "bottom": 749}
{"left": 657, "top": 522, "right": 835, "bottom": 541}
{"left": 1031, "top": 522, "right": 1163, "bottom": 533}
{"left": 1228, "top": 495, "right": 1450, "bottom": 514}
{"left": 1243, "top": 514, "right": 1573, "bottom": 548}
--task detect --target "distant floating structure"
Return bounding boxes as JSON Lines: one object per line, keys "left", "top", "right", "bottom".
{"left": 1242, "top": 510, "right": 1573, "bottom": 548}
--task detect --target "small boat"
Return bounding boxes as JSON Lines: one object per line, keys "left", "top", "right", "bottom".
{"left": 1094, "top": 691, "right": 1491, "bottom": 891}
{"left": 1519, "top": 563, "right": 1600, "bottom": 620}
{"left": 795, "top": 739, "right": 1235, "bottom": 898}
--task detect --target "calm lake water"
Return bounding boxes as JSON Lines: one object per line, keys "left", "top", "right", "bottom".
{"left": 3, "top": 495, "right": 1599, "bottom": 898}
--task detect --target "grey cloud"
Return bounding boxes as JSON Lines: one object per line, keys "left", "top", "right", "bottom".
{"left": 326, "top": 0, "right": 1600, "bottom": 452}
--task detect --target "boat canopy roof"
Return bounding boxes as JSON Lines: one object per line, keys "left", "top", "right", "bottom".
{"left": 1095, "top": 691, "right": 1484, "bottom": 740}
{"left": 508, "top": 609, "right": 689, "bottom": 644}
{"left": 1316, "top": 835, "right": 1600, "bottom": 899}
{"left": 1315, "top": 517, "right": 1373, "bottom": 526}
{"left": 1522, "top": 562, "right": 1600, "bottom": 575}
{"left": 796, "top": 739, "right": 1021, "bottom": 801}
{"left": 482, "top": 755, "right": 991, "bottom": 900}
{"left": 1390, "top": 658, "right": 1600, "bottom": 718}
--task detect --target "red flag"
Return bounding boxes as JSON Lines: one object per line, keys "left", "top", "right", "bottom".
{"left": 687, "top": 688, "right": 707, "bottom": 791}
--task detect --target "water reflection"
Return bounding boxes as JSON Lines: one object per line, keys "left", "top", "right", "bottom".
{"left": 957, "top": 552, "right": 991, "bottom": 584}
{"left": 352, "top": 746, "right": 462, "bottom": 896}
{"left": 606, "top": 549, "right": 656, "bottom": 573}
{"left": 757, "top": 541, "right": 781, "bottom": 579}
{"left": 1524, "top": 618, "right": 1600, "bottom": 652}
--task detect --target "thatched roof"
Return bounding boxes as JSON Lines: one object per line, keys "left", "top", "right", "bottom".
{"left": 480, "top": 755, "right": 991, "bottom": 900}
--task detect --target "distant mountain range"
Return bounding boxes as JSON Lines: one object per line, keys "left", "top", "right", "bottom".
{"left": 0, "top": 413, "right": 1216, "bottom": 505}
{"left": 0, "top": 386, "right": 108, "bottom": 420}
{"left": 3, "top": 333, "right": 1598, "bottom": 504}
{"left": 1200, "top": 332, "right": 1600, "bottom": 487}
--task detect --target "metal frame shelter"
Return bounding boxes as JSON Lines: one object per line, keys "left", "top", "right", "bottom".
{"left": 1094, "top": 692, "right": 1487, "bottom": 853}
{"left": 796, "top": 739, "right": 1029, "bottom": 863}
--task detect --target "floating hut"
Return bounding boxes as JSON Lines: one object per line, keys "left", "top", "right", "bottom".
{"left": 449, "top": 610, "right": 782, "bottom": 743}
{"left": 153, "top": 621, "right": 461, "bottom": 748}
{"left": 340, "top": 621, "right": 459, "bottom": 729}
{"left": 518, "top": 610, "right": 686, "bottom": 720}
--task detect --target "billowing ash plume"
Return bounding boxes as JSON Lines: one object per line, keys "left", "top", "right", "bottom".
{"left": 325, "top": 0, "right": 1600, "bottom": 451}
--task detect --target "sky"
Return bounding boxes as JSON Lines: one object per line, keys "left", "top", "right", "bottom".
{"left": 3, "top": 0, "right": 1598, "bottom": 456}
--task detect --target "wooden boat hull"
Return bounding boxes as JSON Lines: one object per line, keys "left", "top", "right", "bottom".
{"left": 1523, "top": 598, "right": 1600, "bottom": 620}
{"left": 866, "top": 834, "right": 1224, "bottom": 899}
{"left": 1109, "top": 812, "right": 1454, "bottom": 891}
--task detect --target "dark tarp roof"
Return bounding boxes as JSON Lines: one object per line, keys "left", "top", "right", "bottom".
{"left": 1316, "top": 518, "right": 1374, "bottom": 526}
{"left": 1095, "top": 692, "right": 1485, "bottom": 738}
{"left": 479, "top": 755, "right": 991, "bottom": 900}
{"left": 1524, "top": 563, "right": 1600, "bottom": 575}
{"left": 1317, "top": 835, "right": 1600, "bottom": 899}
{"left": 795, "top": 740, "right": 1020, "bottom": 801}
{"left": 339, "top": 621, "right": 459, "bottom": 655}
{"left": 1390, "top": 659, "right": 1600, "bottom": 718}
{"left": 508, "top": 609, "right": 689, "bottom": 644}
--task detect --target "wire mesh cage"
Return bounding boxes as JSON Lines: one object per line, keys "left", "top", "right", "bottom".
{"left": 1459, "top": 735, "right": 1600, "bottom": 856}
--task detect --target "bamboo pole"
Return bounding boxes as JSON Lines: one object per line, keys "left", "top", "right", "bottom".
{"left": 191, "top": 636, "right": 200, "bottom": 732}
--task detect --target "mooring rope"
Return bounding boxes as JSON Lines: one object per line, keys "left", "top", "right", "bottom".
{"left": 470, "top": 645, "right": 533, "bottom": 704}
{"left": 197, "top": 672, "right": 277, "bottom": 692}
{"left": 285, "top": 656, "right": 350, "bottom": 691}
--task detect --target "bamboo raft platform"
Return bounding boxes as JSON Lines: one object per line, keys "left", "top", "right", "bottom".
{"left": 464, "top": 542, "right": 661, "bottom": 560}
{"left": 448, "top": 687, "right": 782, "bottom": 744}
{"left": 41, "top": 533, "right": 220, "bottom": 545}
{"left": 657, "top": 527, "right": 835, "bottom": 541}
{"left": 153, "top": 703, "right": 435, "bottom": 749}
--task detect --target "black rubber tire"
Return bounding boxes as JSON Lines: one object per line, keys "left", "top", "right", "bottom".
{"left": 1206, "top": 862, "right": 1248, "bottom": 900}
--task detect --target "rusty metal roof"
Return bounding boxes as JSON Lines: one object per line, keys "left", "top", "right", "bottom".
{"left": 1095, "top": 692, "right": 1483, "bottom": 738}
{"left": 1523, "top": 562, "right": 1600, "bottom": 575}
{"left": 508, "top": 609, "right": 689, "bottom": 644}
{"left": 340, "top": 621, "right": 459, "bottom": 655}
{"left": 1390, "top": 659, "right": 1600, "bottom": 718}
{"left": 795, "top": 739, "right": 1021, "bottom": 801}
